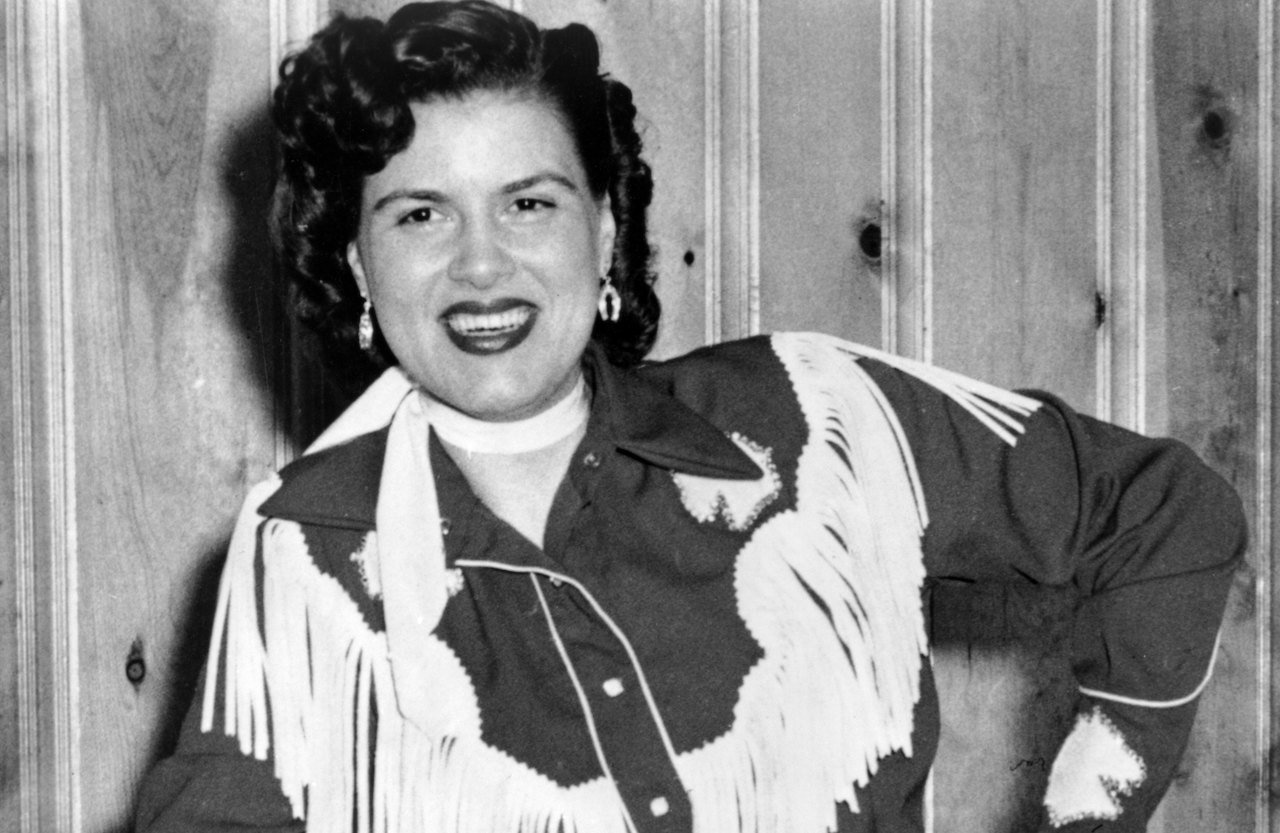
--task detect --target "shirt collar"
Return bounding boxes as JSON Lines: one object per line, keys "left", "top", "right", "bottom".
{"left": 585, "top": 342, "right": 763, "bottom": 480}
{"left": 260, "top": 343, "right": 762, "bottom": 527}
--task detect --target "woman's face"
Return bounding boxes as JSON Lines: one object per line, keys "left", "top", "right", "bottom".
{"left": 348, "top": 91, "right": 615, "bottom": 421}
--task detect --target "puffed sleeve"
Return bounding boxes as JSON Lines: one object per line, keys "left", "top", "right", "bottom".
{"left": 859, "top": 358, "right": 1245, "bottom": 832}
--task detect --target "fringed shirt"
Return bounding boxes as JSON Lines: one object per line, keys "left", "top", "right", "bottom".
{"left": 136, "top": 334, "right": 1244, "bottom": 833}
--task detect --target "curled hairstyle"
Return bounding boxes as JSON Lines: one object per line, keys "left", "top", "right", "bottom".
{"left": 271, "top": 0, "right": 659, "bottom": 385}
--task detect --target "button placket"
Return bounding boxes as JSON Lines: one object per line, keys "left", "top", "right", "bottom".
{"left": 535, "top": 579, "right": 692, "bottom": 831}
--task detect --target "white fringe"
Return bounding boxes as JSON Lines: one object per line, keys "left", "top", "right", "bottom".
{"left": 664, "top": 333, "right": 935, "bottom": 833}
{"left": 214, "top": 517, "right": 636, "bottom": 831}
{"left": 817, "top": 334, "right": 1043, "bottom": 448}
{"left": 200, "top": 476, "right": 282, "bottom": 761}
{"left": 201, "top": 337, "right": 1039, "bottom": 832}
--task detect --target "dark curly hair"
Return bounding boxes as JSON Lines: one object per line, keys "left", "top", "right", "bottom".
{"left": 270, "top": 0, "right": 659, "bottom": 388}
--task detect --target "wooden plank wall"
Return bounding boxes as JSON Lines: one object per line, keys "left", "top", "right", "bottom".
{"left": 5, "top": 2, "right": 287, "bottom": 830}
{"left": 1149, "top": 0, "right": 1266, "bottom": 825}
{"left": 1, "top": 0, "right": 1275, "bottom": 831}
{"left": 2, "top": 6, "right": 23, "bottom": 832}
{"left": 6, "top": 4, "right": 83, "bottom": 830}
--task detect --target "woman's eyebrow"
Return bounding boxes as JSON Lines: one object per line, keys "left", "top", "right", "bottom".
{"left": 370, "top": 188, "right": 449, "bottom": 213}
{"left": 501, "top": 172, "right": 580, "bottom": 195}
{"left": 370, "top": 173, "right": 579, "bottom": 213}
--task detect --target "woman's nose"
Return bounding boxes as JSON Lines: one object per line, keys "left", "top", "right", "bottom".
{"left": 448, "top": 219, "right": 515, "bottom": 288}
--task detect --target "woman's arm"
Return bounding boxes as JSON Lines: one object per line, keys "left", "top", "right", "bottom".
{"left": 862, "top": 358, "right": 1245, "bottom": 832}
{"left": 135, "top": 665, "right": 303, "bottom": 832}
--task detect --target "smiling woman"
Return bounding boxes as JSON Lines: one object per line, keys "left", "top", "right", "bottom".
{"left": 132, "top": 3, "right": 1245, "bottom": 833}
{"left": 347, "top": 93, "right": 615, "bottom": 422}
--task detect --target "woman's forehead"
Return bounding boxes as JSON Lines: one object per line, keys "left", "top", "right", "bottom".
{"left": 370, "top": 91, "right": 586, "bottom": 189}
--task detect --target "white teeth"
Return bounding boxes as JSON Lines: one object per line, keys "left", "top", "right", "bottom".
{"left": 446, "top": 307, "right": 531, "bottom": 335}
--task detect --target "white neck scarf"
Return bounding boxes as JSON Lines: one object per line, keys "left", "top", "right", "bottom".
{"left": 423, "top": 374, "right": 590, "bottom": 455}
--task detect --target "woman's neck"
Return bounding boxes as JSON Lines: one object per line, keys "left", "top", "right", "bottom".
{"left": 422, "top": 375, "right": 589, "bottom": 456}
{"left": 439, "top": 423, "right": 587, "bottom": 549}
{"left": 425, "top": 376, "right": 591, "bottom": 549}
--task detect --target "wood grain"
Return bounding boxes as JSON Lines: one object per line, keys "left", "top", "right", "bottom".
{"left": 1, "top": 3, "right": 20, "bottom": 829}
{"left": 1149, "top": 0, "right": 1262, "bottom": 828}
{"left": 1266, "top": 0, "right": 1279, "bottom": 824}
{"left": 71, "top": 1, "right": 281, "bottom": 830}
{"left": 757, "top": 0, "right": 882, "bottom": 345}
{"left": 7, "top": 1, "right": 84, "bottom": 829}
{"left": 929, "top": 0, "right": 1099, "bottom": 405}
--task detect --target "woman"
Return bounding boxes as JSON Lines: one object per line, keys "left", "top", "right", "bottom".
{"left": 136, "top": 3, "right": 1244, "bottom": 832}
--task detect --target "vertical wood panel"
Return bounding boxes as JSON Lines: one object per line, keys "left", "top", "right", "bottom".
{"left": 7, "top": 1, "right": 82, "bottom": 830}
{"left": 1150, "top": 0, "right": 1262, "bottom": 829}
{"left": 757, "top": 0, "right": 879, "bottom": 345}
{"left": 3, "top": 3, "right": 33, "bottom": 829}
{"left": 705, "top": 0, "right": 759, "bottom": 344}
{"left": 0, "top": 0, "right": 17, "bottom": 823}
{"left": 71, "top": 1, "right": 282, "bottom": 830}
{"left": 883, "top": 0, "right": 931, "bottom": 360}
{"left": 929, "top": 0, "right": 1098, "bottom": 402}
{"left": 1262, "top": 2, "right": 1278, "bottom": 827}
{"left": 1097, "top": 0, "right": 1163, "bottom": 434}
{"left": 3, "top": 5, "right": 22, "bottom": 829}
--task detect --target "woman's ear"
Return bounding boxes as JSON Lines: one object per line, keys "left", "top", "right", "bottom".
{"left": 347, "top": 240, "right": 370, "bottom": 298}
{"left": 597, "top": 195, "right": 617, "bottom": 276}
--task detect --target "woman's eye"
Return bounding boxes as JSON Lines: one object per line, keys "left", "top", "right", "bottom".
{"left": 512, "top": 197, "right": 553, "bottom": 214}
{"left": 400, "top": 206, "right": 438, "bottom": 225}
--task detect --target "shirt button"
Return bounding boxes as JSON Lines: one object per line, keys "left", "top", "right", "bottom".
{"left": 549, "top": 576, "right": 564, "bottom": 588}
{"left": 582, "top": 451, "right": 602, "bottom": 469}
{"left": 440, "top": 518, "right": 452, "bottom": 536}
{"left": 602, "top": 678, "right": 624, "bottom": 697}
{"left": 650, "top": 796, "right": 669, "bottom": 818}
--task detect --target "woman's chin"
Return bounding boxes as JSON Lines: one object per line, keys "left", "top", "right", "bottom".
{"left": 418, "top": 372, "right": 562, "bottom": 423}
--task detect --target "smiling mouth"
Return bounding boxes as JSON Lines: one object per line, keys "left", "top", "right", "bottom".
{"left": 442, "top": 301, "right": 537, "bottom": 355}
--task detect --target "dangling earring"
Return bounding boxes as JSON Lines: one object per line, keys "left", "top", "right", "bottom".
{"left": 358, "top": 298, "right": 375, "bottom": 352}
{"left": 598, "top": 275, "right": 621, "bottom": 323}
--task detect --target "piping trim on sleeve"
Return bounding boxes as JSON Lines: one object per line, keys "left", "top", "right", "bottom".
{"left": 1077, "top": 628, "right": 1222, "bottom": 709}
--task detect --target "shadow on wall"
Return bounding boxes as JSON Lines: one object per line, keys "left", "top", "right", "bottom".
{"left": 147, "top": 538, "right": 229, "bottom": 766}
{"left": 128, "top": 98, "right": 279, "bottom": 787}
{"left": 220, "top": 90, "right": 362, "bottom": 464}
{"left": 128, "top": 96, "right": 343, "bottom": 824}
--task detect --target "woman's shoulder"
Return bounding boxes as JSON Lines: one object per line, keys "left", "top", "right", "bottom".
{"left": 629, "top": 333, "right": 880, "bottom": 456}
{"left": 634, "top": 334, "right": 799, "bottom": 418}
{"left": 638, "top": 332, "right": 1044, "bottom": 448}
{"left": 638, "top": 331, "right": 896, "bottom": 394}
{"left": 638, "top": 331, "right": 865, "bottom": 383}
{"left": 257, "top": 428, "right": 388, "bottom": 528}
